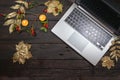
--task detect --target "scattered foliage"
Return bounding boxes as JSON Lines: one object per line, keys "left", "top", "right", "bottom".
{"left": 13, "top": 41, "right": 32, "bottom": 64}
{"left": 101, "top": 37, "right": 120, "bottom": 69}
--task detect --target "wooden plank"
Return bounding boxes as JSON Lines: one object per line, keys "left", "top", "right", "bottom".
{"left": 79, "top": 76, "right": 120, "bottom": 80}
{"left": 0, "top": 60, "right": 92, "bottom": 77}
{"left": 0, "top": 43, "right": 85, "bottom": 60}
{"left": 0, "top": 77, "right": 30, "bottom": 80}
{"left": 0, "top": 76, "right": 119, "bottom": 80}
{"left": 0, "top": 59, "right": 91, "bottom": 70}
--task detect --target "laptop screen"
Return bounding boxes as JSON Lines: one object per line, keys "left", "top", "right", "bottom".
{"left": 102, "top": 0, "right": 120, "bottom": 15}
{"left": 77, "top": 0, "right": 120, "bottom": 35}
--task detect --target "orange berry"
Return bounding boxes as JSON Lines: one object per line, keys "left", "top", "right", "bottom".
{"left": 39, "top": 14, "right": 47, "bottom": 21}
{"left": 22, "top": 19, "right": 29, "bottom": 27}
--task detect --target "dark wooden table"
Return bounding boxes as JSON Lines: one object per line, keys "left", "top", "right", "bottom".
{"left": 0, "top": 0, "right": 120, "bottom": 80}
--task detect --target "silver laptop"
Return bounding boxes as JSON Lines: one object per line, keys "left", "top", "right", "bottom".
{"left": 51, "top": 0, "right": 118, "bottom": 65}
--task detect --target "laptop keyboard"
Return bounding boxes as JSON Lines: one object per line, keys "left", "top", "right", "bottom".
{"left": 65, "top": 8, "right": 112, "bottom": 50}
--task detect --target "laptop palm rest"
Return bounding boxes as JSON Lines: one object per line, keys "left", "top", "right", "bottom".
{"left": 68, "top": 32, "right": 89, "bottom": 52}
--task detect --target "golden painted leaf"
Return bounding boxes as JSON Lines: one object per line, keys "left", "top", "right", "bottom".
{"left": 13, "top": 52, "right": 20, "bottom": 63}
{"left": 3, "top": 19, "right": 15, "bottom": 26}
{"left": 6, "top": 12, "right": 17, "bottom": 19}
{"left": 101, "top": 56, "right": 111, "bottom": 61}
{"left": 15, "top": 0, "right": 28, "bottom": 8}
{"left": 53, "top": 11, "right": 59, "bottom": 16}
{"left": 110, "top": 50, "right": 116, "bottom": 56}
{"left": 111, "top": 40, "right": 115, "bottom": 45}
{"left": 109, "top": 46, "right": 116, "bottom": 51}
{"left": 52, "top": 1, "right": 60, "bottom": 7}
{"left": 20, "top": 6, "right": 25, "bottom": 13}
{"left": 26, "top": 43, "right": 31, "bottom": 50}
{"left": 10, "top": 4, "right": 21, "bottom": 9}
{"left": 57, "top": 4, "right": 63, "bottom": 12}
{"left": 45, "top": 0, "right": 63, "bottom": 16}
{"left": 116, "top": 46, "right": 120, "bottom": 49}
{"left": 25, "top": 52, "right": 32, "bottom": 59}
{"left": 116, "top": 41, "right": 120, "bottom": 44}
{"left": 13, "top": 41, "right": 32, "bottom": 64}
{"left": 18, "top": 57, "right": 25, "bottom": 64}
{"left": 115, "top": 57, "right": 118, "bottom": 62}
{"left": 15, "top": 19, "right": 21, "bottom": 26}
{"left": 101, "top": 56, "right": 114, "bottom": 69}
{"left": 44, "top": 1, "right": 50, "bottom": 6}
{"left": 47, "top": 7, "right": 54, "bottom": 13}
{"left": 9, "top": 24, "right": 15, "bottom": 33}
{"left": 110, "top": 50, "right": 120, "bottom": 62}
{"left": 111, "top": 54, "right": 116, "bottom": 59}
{"left": 23, "top": 1, "right": 29, "bottom": 8}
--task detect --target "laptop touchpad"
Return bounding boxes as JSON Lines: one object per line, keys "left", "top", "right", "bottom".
{"left": 68, "top": 32, "right": 89, "bottom": 52}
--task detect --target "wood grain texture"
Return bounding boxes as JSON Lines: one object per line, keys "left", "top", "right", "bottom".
{"left": 0, "top": 0, "right": 119, "bottom": 80}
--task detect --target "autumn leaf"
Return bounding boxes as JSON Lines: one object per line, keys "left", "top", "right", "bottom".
{"left": 10, "top": 4, "right": 21, "bottom": 9}
{"left": 20, "top": 6, "right": 25, "bottom": 13}
{"left": 15, "top": 0, "right": 28, "bottom": 9}
{"left": 9, "top": 24, "right": 15, "bottom": 33}
{"left": 5, "top": 12, "right": 17, "bottom": 19}
{"left": 23, "top": 1, "right": 29, "bottom": 9}
{"left": 110, "top": 50, "right": 120, "bottom": 62}
{"left": 57, "top": 4, "right": 63, "bottom": 12}
{"left": 3, "top": 19, "right": 15, "bottom": 26}
{"left": 13, "top": 41, "right": 32, "bottom": 64}
{"left": 101, "top": 56, "right": 114, "bottom": 69}
{"left": 45, "top": 0, "right": 63, "bottom": 16}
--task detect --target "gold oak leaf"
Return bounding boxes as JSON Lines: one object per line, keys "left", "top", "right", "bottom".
{"left": 45, "top": 0, "right": 63, "bottom": 16}
{"left": 101, "top": 56, "right": 114, "bottom": 69}
{"left": 13, "top": 41, "right": 32, "bottom": 64}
